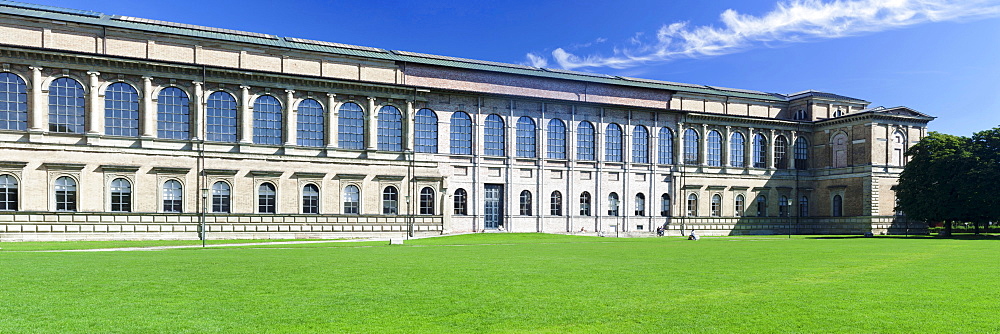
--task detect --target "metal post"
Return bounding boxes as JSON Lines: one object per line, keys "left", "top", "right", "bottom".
{"left": 201, "top": 188, "right": 208, "bottom": 247}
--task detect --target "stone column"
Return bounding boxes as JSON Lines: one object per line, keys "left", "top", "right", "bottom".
{"left": 87, "top": 71, "right": 101, "bottom": 134}
{"left": 404, "top": 100, "right": 415, "bottom": 151}
{"left": 239, "top": 85, "right": 252, "bottom": 144}
{"left": 284, "top": 89, "right": 296, "bottom": 146}
{"left": 366, "top": 96, "right": 377, "bottom": 150}
{"left": 192, "top": 82, "right": 204, "bottom": 140}
{"left": 790, "top": 130, "right": 798, "bottom": 169}
{"left": 141, "top": 76, "right": 155, "bottom": 138}
{"left": 675, "top": 122, "right": 684, "bottom": 165}
{"left": 700, "top": 124, "right": 709, "bottom": 166}
{"left": 723, "top": 126, "right": 732, "bottom": 166}
{"left": 746, "top": 127, "right": 755, "bottom": 168}
{"left": 29, "top": 66, "right": 44, "bottom": 131}
{"left": 326, "top": 93, "right": 337, "bottom": 148}
{"left": 768, "top": 129, "right": 776, "bottom": 169}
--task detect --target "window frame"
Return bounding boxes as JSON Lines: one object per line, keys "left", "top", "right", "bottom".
{"left": 211, "top": 181, "right": 231, "bottom": 213}
{"left": 550, "top": 191, "right": 562, "bottom": 216}
{"left": 296, "top": 99, "right": 325, "bottom": 147}
{"left": 546, "top": 119, "right": 566, "bottom": 159}
{"left": 635, "top": 193, "right": 646, "bottom": 216}
{"left": 206, "top": 91, "right": 238, "bottom": 143}
{"left": 0, "top": 72, "right": 28, "bottom": 131}
{"left": 515, "top": 116, "right": 536, "bottom": 158}
{"left": 753, "top": 133, "right": 768, "bottom": 168}
{"left": 660, "top": 193, "right": 671, "bottom": 217}
{"left": 605, "top": 123, "right": 623, "bottom": 162}
{"left": 450, "top": 112, "right": 473, "bottom": 155}
{"left": 258, "top": 182, "right": 277, "bottom": 214}
{"left": 109, "top": 178, "right": 132, "bottom": 212}
{"left": 377, "top": 105, "right": 403, "bottom": 152}
{"left": 453, "top": 188, "right": 468, "bottom": 215}
{"left": 104, "top": 82, "right": 140, "bottom": 137}
{"left": 580, "top": 191, "right": 592, "bottom": 216}
{"left": 684, "top": 129, "right": 699, "bottom": 165}
{"left": 414, "top": 108, "right": 438, "bottom": 153}
{"left": 343, "top": 185, "right": 361, "bottom": 215}
{"left": 48, "top": 77, "right": 86, "bottom": 134}
{"left": 302, "top": 184, "right": 320, "bottom": 214}
{"left": 632, "top": 126, "right": 649, "bottom": 163}
{"left": 382, "top": 186, "right": 399, "bottom": 215}
{"left": 730, "top": 131, "right": 745, "bottom": 167}
{"left": 0, "top": 174, "right": 18, "bottom": 211}
{"left": 658, "top": 127, "right": 674, "bottom": 165}
{"left": 707, "top": 130, "right": 722, "bottom": 166}
{"left": 519, "top": 190, "right": 532, "bottom": 216}
{"left": 338, "top": 102, "right": 365, "bottom": 150}
{"left": 484, "top": 114, "right": 506, "bottom": 157}
{"left": 157, "top": 87, "right": 190, "bottom": 140}
{"left": 419, "top": 187, "right": 435, "bottom": 215}
{"left": 607, "top": 192, "right": 619, "bottom": 216}
{"left": 577, "top": 121, "right": 596, "bottom": 161}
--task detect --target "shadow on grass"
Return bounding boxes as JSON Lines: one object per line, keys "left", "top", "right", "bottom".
{"left": 807, "top": 234, "right": 998, "bottom": 240}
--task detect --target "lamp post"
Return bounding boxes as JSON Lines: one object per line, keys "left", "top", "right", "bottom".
{"left": 405, "top": 195, "right": 412, "bottom": 239}
{"left": 200, "top": 188, "right": 209, "bottom": 247}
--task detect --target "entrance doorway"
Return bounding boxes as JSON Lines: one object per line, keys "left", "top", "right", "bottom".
{"left": 484, "top": 184, "right": 503, "bottom": 229}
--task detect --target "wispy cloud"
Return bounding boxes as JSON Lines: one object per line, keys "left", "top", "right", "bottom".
{"left": 525, "top": 0, "right": 1000, "bottom": 70}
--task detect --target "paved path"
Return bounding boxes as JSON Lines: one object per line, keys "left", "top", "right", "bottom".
{"left": 18, "top": 236, "right": 450, "bottom": 252}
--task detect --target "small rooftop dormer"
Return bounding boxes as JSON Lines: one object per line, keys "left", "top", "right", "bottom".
{"left": 785, "top": 90, "right": 870, "bottom": 121}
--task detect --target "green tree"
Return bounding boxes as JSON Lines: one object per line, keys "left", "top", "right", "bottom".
{"left": 970, "top": 127, "right": 1000, "bottom": 229}
{"left": 894, "top": 132, "right": 974, "bottom": 235}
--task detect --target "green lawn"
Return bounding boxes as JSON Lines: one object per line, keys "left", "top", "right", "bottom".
{"left": 0, "top": 238, "right": 343, "bottom": 252}
{"left": 1, "top": 234, "right": 997, "bottom": 333}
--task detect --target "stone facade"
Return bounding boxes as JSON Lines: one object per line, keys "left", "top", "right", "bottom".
{"left": 0, "top": 3, "right": 932, "bottom": 241}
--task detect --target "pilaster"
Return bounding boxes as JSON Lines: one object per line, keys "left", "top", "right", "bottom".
{"left": 87, "top": 71, "right": 101, "bottom": 134}
{"left": 284, "top": 89, "right": 296, "bottom": 146}
{"left": 141, "top": 76, "right": 155, "bottom": 138}
{"left": 239, "top": 85, "right": 252, "bottom": 144}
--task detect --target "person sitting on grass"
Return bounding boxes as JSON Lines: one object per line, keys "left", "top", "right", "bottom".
{"left": 688, "top": 230, "right": 699, "bottom": 240}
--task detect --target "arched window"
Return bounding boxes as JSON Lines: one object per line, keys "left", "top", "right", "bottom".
{"left": 414, "top": 108, "right": 438, "bottom": 153}
{"left": 730, "top": 132, "right": 745, "bottom": 167}
{"left": 607, "top": 192, "right": 619, "bottom": 216}
{"left": 253, "top": 95, "right": 283, "bottom": 145}
{"left": 211, "top": 181, "right": 230, "bottom": 213}
{"left": 707, "top": 130, "right": 722, "bottom": 166}
{"left": 832, "top": 194, "right": 843, "bottom": 217}
{"left": 756, "top": 195, "right": 767, "bottom": 217}
{"left": 382, "top": 186, "right": 398, "bottom": 215}
{"left": 450, "top": 112, "right": 473, "bottom": 155}
{"left": 157, "top": 87, "right": 190, "bottom": 139}
{"left": 660, "top": 193, "right": 671, "bottom": 217}
{"left": 684, "top": 129, "right": 699, "bottom": 165}
{"left": 753, "top": 133, "right": 768, "bottom": 168}
{"left": 516, "top": 116, "right": 536, "bottom": 158}
{"left": 550, "top": 191, "right": 563, "bottom": 216}
{"left": 635, "top": 193, "right": 646, "bottom": 216}
{"left": 258, "top": 183, "right": 277, "bottom": 213}
{"left": 343, "top": 185, "right": 360, "bottom": 214}
{"left": 484, "top": 114, "right": 505, "bottom": 156}
{"left": 110, "top": 178, "right": 132, "bottom": 212}
{"left": 794, "top": 109, "right": 808, "bottom": 120}
{"left": 605, "top": 123, "right": 623, "bottom": 162}
{"left": 833, "top": 108, "right": 844, "bottom": 117}
{"left": 710, "top": 194, "right": 721, "bottom": 217}
{"left": 48, "top": 77, "right": 85, "bottom": 133}
{"left": 453, "top": 188, "right": 468, "bottom": 215}
{"left": 302, "top": 184, "right": 319, "bottom": 214}
{"left": 799, "top": 196, "right": 809, "bottom": 217}
{"left": 206, "top": 91, "right": 237, "bottom": 143}
{"left": 162, "top": 180, "right": 182, "bottom": 213}
{"left": 519, "top": 190, "right": 532, "bottom": 215}
{"left": 892, "top": 130, "right": 906, "bottom": 166}
{"left": 779, "top": 195, "right": 789, "bottom": 217}
{"left": 296, "top": 99, "right": 325, "bottom": 147}
{"left": 547, "top": 119, "right": 566, "bottom": 159}
{"left": 0, "top": 73, "right": 27, "bottom": 131}
{"left": 0, "top": 174, "right": 18, "bottom": 211}
{"left": 632, "top": 126, "right": 649, "bottom": 163}
{"left": 735, "top": 194, "right": 745, "bottom": 217}
{"left": 104, "top": 82, "right": 139, "bottom": 137}
{"left": 580, "top": 191, "right": 592, "bottom": 216}
{"left": 419, "top": 187, "right": 435, "bottom": 215}
{"left": 338, "top": 102, "right": 365, "bottom": 150}
{"left": 377, "top": 105, "right": 403, "bottom": 152}
{"left": 686, "top": 193, "right": 698, "bottom": 217}
{"left": 55, "top": 176, "right": 77, "bottom": 211}
{"left": 774, "top": 135, "right": 789, "bottom": 169}
{"left": 577, "top": 121, "right": 595, "bottom": 160}
{"left": 658, "top": 127, "right": 674, "bottom": 164}
{"left": 832, "top": 132, "right": 848, "bottom": 168}
{"left": 794, "top": 137, "right": 808, "bottom": 169}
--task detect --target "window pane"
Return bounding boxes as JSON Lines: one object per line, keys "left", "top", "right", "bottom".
{"left": 774, "top": 135, "right": 788, "bottom": 169}
{"left": 608, "top": 192, "right": 619, "bottom": 216}
{"left": 55, "top": 176, "right": 77, "bottom": 212}
{"left": 382, "top": 186, "right": 398, "bottom": 215}
{"left": 519, "top": 190, "right": 532, "bottom": 215}
{"left": 258, "top": 183, "right": 276, "bottom": 213}
{"left": 453, "top": 188, "right": 468, "bottom": 215}
{"left": 547, "top": 119, "right": 566, "bottom": 159}
{"left": 635, "top": 193, "right": 645, "bottom": 216}
{"left": 297, "top": 99, "right": 325, "bottom": 147}
{"left": 658, "top": 127, "right": 674, "bottom": 164}
{"left": 684, "top": 129, "right": 699, "bottom": 165}
{"left": 605, "top": 123, "right": 622, "bottom": 162}
{"left": 420, "top": 187, "right": 435, "bottom": 215}
{"left": 0, "top": 73, "right": 28, "bottom": 131}
{"left": 753, "top": 134, "right": 767, "bottom": 168}
{"left": 104, "top": 82, "right": 139, "bottom": 137}
{"left": 212, "top": 182, "right": 231, "bottom": 213}
{"left": 0, "top": 174, "right": 18, "bottom": 211}
{"left": 794, "top": 137, "right": 809, "bottom": 169}
{"left": 338, "top": 102, "right": 365, "bottom": 150}
{"left": 303, "top": 184, "right": 319, "bottom": 214}
{"left": 577, "top": 121, "right": 595, "bottom": 160}
{"left": 377, "top": 106, "right": 403, "bottom": 152}
{"left": 415, "top": 109, "right": 438, "bottom": 153}
{"left": 48, "top": 78, "right": 85, "bottom": 134}
{"left": 660, "top": 193, "right": 671, "bottom": 217}
{"left": 707, "top": 130, "right": 722, "bottom": 166}
{"left": 110, "top": 178, "right": 132, "bottom": 212}
{"left": 450, "top": 112, "right": 472, "bottom": 155}
{"left": 157, "top": 87, "right": 190, "bottom": 139}
{"left": 163, "top": 180, "right": 182, "bottom": 213}
{"left": 579, "top": 192, "right": 591, "bottom": 216}
{"left": 730, "top": 132, "right": 745, "bottom": 167}
{"left": 515, "top": 116, "right": 536, "bottom": 158}
{"left": 344, "top": 185, "right": 360, "bottom": 214}
{"left": 550, "top": 191, "right": 562, "bottom": 216}
{"left": 632, "top": 126, "right": 648, "bottom": 163}
{"left": 207, "top": 91, "right": 237, "bottom": 143}
{"left": 484, "top": 114, "right": 505, "bottom": 156}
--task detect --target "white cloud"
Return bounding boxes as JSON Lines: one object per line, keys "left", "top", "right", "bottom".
{"left": 527, "top": 0, "right": 1000, "bottom": 70}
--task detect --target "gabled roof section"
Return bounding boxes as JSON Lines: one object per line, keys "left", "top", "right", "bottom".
{"left": 864, "top": 106, "right": 935, "bottom": 119}
{"left": 786, "top": 90, "right": 869, "bottom": 103}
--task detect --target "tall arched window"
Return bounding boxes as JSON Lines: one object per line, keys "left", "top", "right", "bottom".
{"left": 832, "top": 194, "right": 843, "bottom": 217}
{"left": 686, "top": 193, "right": 698, "bottom": 217}
{"left": 774, "top": 135, "right": 789, "bottom": 169}
{"left": 450, "top": 112, "right": 473, "bottom": 155}
{"left": 734, "top": 194, "right": 745, "bottom": 217}
{"left": 660, "top": 193, "right": 671, "bottom": 217}
{"left": 0, "top": 174, "right": 18, "bottom": 211}
{"left": 206, "top": 91, "right": 237, "bottom": 143}
{"left": 550, "top": 191, "right": 563, "bottom": 216}
{"left": 382, "top": 186, "right": 398, "bottom": 215}
{"left": 484, "top": 114, "right": 505, "bottom": 156}
{"left": 104, "top": 82, "right": 139, "bottom": 137}
{"left": 48, "top": 77, "right": 85, "bottom": 133}
{"left": 162, "top": 180, "right": 182, "bottom": 213}
{"left": 414, "top": 108, "right": 438, "bottom": 153}
{"left": 779, "top": 195, "right": 789, "bottom": 217}
{"left": 377, "top": 105, "right": 403, "bottom": 152}
{"left": 577, "top": 121, "right": 595, "bottom": 160}
{"left": 258, "top": 183, "right": 277, "bottom": 214}
{"left": 211, "top": 181, "right": 231, "bottom": 213}
{"left": 892, "top": 130, "right": 906, "bottom": 166}
{"left": 516, "top": 116, "right": 536, "bottom": 158}
{"left": 633, "top": 126, "right": 649, "bottom": 163}
{"left": 832, "top": 132, "right": 848, "bottom": 168}
{"left": 756, "top": 195, "right": 767, "bottom": 217}
{"left": 343, "top": 185, "right": 360, "bottom": 214}
{"left": 453, "top": 188, "right": 468, "bottom": 215}
{"left": 753, "top": 133, "right": 767, "bottom": 168}
{"left": 730, "top": 132, "right": 745, "bottom": 167}
{"left": 684, "top": 129, "right": 699, "bottom": 165}
{"left": 419, "top": 187, "right": 435, "bottom": 215}
{"left": 607, "top": 192, "right": 619, "bottom": 216}
{"left": 707, "top": 130, "right": 722, "bottom": 166}
{"left": 799, "top": 196, "right": 809, "bottom": 217}
{"left": 0, "top": 73, "right": 28, "bottom": 131}
{"left": 253, "top": 95, "right": 283, "bottom": 145}
{"left": 547, "top": 119, "right": 566, "bottom": 159}
{"left": 580, "top": 191, "right": 592, "bottom": 216}
{"left": 302, "top": 184, "right": 319, "bottom": 214}
{"left": 110, "top": 178, "right": 132, "bottom": 212}
{"left": 519, "top": 190, "right": 532, "bottom": 215}
{"left": 658, "top": 127, "right": 674, "bottom": 164}
{"left": 710, "top": 194, "right": 721, "bottom": 217}
{"left": 338, "top": 102, "right": 365, "bottom": 150}
{"left": 157, "top": 87, "right": 190, "bottom": 139}
{"left": 635, "top": 193, "right": 646, "bottom": 216}
{"left": 605, "top": 123, "right": 623, "bottom": 162}
{"left": 794, "top": 137, "right": 808, "bottom": 169}
{"left": 297, "top": 99, "right": 325, "bottom": 147}
{"left": 55, "top": 176, "right": 77, "bottom": 211}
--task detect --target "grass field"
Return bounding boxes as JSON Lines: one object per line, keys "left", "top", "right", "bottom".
{"left": 1, "top": 234, "right": 998, "bottom": 333}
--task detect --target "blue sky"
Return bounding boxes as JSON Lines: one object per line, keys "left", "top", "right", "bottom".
{"left": 28, "top": 0, "right": 1000, "bottom": 136}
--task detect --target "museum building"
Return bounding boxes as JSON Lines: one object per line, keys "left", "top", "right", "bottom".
{"left": 0, "top": 1, "right": 933, "bottom": 241}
